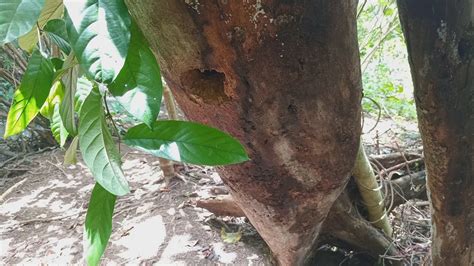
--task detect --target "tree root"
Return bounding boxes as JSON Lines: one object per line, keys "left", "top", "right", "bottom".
{"left": 196, "top": 191, "right": 403, "bottom": 263}
{"left": 386, "top": 171, "right": 426, "bottom": 211}
{"left": 370, "top": 152, "right": 422, "bottom": 169}
{"left": 196, "top": 195, "right": 245, "bottom": 217}
{"left": 321, "top": 192, "right": 400, "bottom": 263}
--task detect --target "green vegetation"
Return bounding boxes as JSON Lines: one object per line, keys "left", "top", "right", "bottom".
{"left": 0, "top": 0, "right": 248, "bottom": 264}
{"left": 0, "top": 0, "right": 422, "bottom": 264}
{"left": 358, "top": 0, "right": 417, "bottom": 120}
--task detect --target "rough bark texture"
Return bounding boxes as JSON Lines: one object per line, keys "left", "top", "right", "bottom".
{"left": 126, "top": 1, "right": 362, "bottom": 264}
{"left": 397, "top": 1, "right": 474, "bottom": 265}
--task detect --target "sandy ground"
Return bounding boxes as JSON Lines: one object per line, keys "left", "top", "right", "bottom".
{"left": 0, "top": 146, "right": 271, "bottom": 265}
{"left": 0, "top": 115, "right": 427, "bottom": 265}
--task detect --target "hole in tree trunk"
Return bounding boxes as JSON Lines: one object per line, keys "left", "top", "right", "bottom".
{"left": 180, "top": 69, "right": 229, "bottom": 104}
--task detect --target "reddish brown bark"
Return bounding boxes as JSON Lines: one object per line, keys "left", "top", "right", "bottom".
{"left": 126, "top": 1, "right": 362, "bottom": 264}
{"left": 196, "top": 195, "right": 246, "bottom": 217}
{"left": 397, "top": 1, "right": 474, "bottom": 265}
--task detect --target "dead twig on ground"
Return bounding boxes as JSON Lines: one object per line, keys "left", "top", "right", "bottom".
{"left": 377, "top": 157, "right": 424, "bottom": 178}
{"left": 0, "top": 177, "right": 28, "bottom": 203}
{"left": 0, "top": 146, "right": 56, "bottom": 169}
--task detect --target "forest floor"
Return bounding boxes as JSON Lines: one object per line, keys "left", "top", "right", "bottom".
{"left": 0, "top": 115, "right": 430, "bottom": 265}
{"left": 0, "top": 145, "right": 271, "bottom": 265}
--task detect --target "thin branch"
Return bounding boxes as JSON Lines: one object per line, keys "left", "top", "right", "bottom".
{"left": 362, "top": 96, "right": 382, "bottom": 134}
{"left": 357, "top": 0, "right": 368, "bottom": 19}
{"left": 3, "top": 44, "right": 27, "bottom": 72}
{"left": 361, "top": 19, "right": 399, "bottom": 73}
{"left": 103, "top": 95, "right": 121, "bottom": 153}
{"left": 0, "top": 67, "right": 18, "bottom": 85}
{"left": 376, "top": 157, "right": 424, "bottom": 178}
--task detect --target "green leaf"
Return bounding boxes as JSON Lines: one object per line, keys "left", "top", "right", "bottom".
{"left": 40, "top": 80, "right": 63, "bottom": 119}
{"left": 4, "top": 50, "right": 54, "bottom": 138}
{"left": 108, "top": 22, "right": 162, "bottom": 128}
{"left": 18, "top": 0, "right": 63, "bottom": 53}
{"left": 44, "top": 19, "right": 71, "bottom": 54}
{"left": 64, "top": 135, "right": 79, "bottom": 164}
{"left": 383, "top": 8, "right": 394, "bottom": 16}
{"left": 64, "top": 0, "right": 131, "bottom": 83}
{"left": 221, "top": 228, "right": 242, "bottom": 244}
{"left": 75, "top": 77, "right": 93, "bottom": 112}
{"left": 50, "top": 57, "right": 64, "bottom": 70}
{"left": 79, "top": 85, "right": 129, "bottom": 196}
{"left": 123, "top": 121, "right": 249, "bottom": 166}
{"left": 51, "top": 103, "right": 68, "bottom": 147}
{"left": 84, "top": 183, "right": 116, "bottom": 266}
{"left": 0, "top": 0, "right": 45, "bottom": 44}
{"left": 60, "top": 54, "right": 79, "bottom": 136}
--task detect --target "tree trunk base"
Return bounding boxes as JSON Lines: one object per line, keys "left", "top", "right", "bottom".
{"left": 196, "top": 189, "right": 402, "bottom": 264}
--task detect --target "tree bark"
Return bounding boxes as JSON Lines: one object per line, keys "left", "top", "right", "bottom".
{"left": 126, "top": 1, "right": 362, "bottom": 264}
{"left": 397, "top": 1, "right": 474, "bottom": 265}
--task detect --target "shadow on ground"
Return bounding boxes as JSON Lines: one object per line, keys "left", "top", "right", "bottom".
{"left": 0, "top": 147, "right": 270, "bottom": 265}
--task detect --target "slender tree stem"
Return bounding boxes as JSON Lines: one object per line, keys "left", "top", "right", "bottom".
{"left": 353, "top": 141, "right": 393, "bottom": 236}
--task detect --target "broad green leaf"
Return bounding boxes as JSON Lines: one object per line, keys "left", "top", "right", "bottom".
{"left": 4, "top": 50, "right": 54, "bottom": 138}
{"left": 108, "top": 21, "right": 162, "bottom": 128}
{"left": 79, "top": 86, "right": 129, "bottom": 196}
{"left": 123, "top": 121, "right": 249, "bottom": 166}
{"left": 0, "top": 0, "right": 45, "bottom": 44}
{"left": 44, "top": 19, "right": 71, "bottom": 54}
{"left": 40, "top": 80, "right": 63, "bottom": 119}
{"left": 64, "top": 135, "right": 79, "bottom": 164}
{"left": 51, "top": 103, "right": 68, "bottom": 146}
{"left": 84, "top": 183, "right": 116, "bottom": 266}
{"left": 64, "top": 0, "right": 131, "bottom": 83}
{"left": 60, "top": 54, "right": 79, "bottom": 135}
{"left": 51, "top": 52, "right": 77, "bottom": 84}
{"left": 50, "top": 57, "right": 64, "bottom": 70}
{"left": 75, "top": 77, "right": 93, "bottom": 112}
{"left": 18, "top": 0, "right": 63, "bottom": 52}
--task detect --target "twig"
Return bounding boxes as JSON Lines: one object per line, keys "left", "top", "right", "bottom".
{"left": 377, "top": 157, "right": 424, "bottom": 178}
{"left": 0, "top": 146, "right": 56, "bottom": 168}
{"left": 0, "top": 148, "right": 16, "bottom": 157}
{"left": 0, "top": 177, "right": 28, "bottom": 203}
{"left": 362, "top": 96, "right": 382, "bottom": 134}
{"left": 4, "top": 44, "right": 27, "bottom": 72}
{"left": 0, "top": 154, "right": 21, "bottom": 168}
{"left": 0, "top": 67, "right": 18, "bottom": 85}
{"left": 103, "top": 95, "right": 121, "bottom": 153}
{"left": 361, "top": 20, "right": 399, "bottom": 73}
{"left": 1, "top": 211, "right": 86, "bottom": 232}
{"left": 357, "top": 0, "right": 368, "bottom": 19}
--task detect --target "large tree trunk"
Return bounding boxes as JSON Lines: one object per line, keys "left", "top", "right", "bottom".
{"left": 126, "top": 1, "right": 362, "bottom": 264}
{"left": 397, "top": 1, "right": 474, "bottom": 265}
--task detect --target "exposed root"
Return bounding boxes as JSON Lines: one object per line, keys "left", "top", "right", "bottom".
{"left": 195, "top": 190, "right": 404, "bottom": 264}
{"left": 386, "top": 171, "right": 427, "bottom": 211}
{"left": 321, "top": 192, "right": 400, "bottom": 264}
{"left": 196, "top": 195, "right": 246, "bottom": 217}
{"left": 370, "top": 152, "right": 422, "bottom": 169}
{"left": 158, "top": 157, "right": 176, "bottom": 187}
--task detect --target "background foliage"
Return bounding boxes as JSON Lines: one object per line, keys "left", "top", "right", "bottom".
{"left": 358, "top": 0, "right": 416, "bottom": 120}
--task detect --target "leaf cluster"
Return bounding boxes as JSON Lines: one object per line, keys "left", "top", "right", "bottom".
{"left": 1, "top": 1, "right": 249, "bottom": 264}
